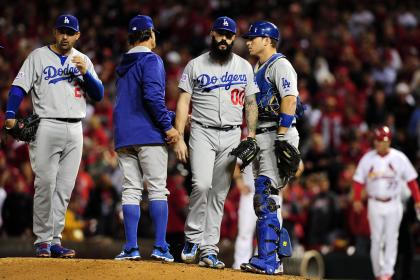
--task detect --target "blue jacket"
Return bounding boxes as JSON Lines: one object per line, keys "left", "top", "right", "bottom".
{"left": 113, "top": 49, "right": 173, "bottom": 149}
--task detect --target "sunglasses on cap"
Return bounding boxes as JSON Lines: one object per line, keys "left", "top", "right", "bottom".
{"left": 57, "top": 28, "right": 77, "bottom": 36}
{"left": 215, "top": 29, "right": 235, "bottom": 39}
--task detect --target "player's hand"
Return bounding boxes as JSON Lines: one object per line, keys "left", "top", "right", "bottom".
{"left": 353, "top": 200, "right": 364, "bottom": 214}
{"left": 165, "top": 127, "right": 180, "bottom": 144}
{"left": 415, "top": 202, "right": 420, "bottom": 222}
{"left": 174, "top": 139, "right": 188, "bottom": 163}
{"left": 71, "top": 55, "right": 88, "bottom": 75}
{"left": 4, "top": 119, "right": 16, "bottom": 129}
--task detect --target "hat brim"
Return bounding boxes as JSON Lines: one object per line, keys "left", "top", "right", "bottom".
{"left": 55, "top": 25, "right": 79, "bottom": 32}
{"left": 213, "top": 28, "right": 236, "bottom": 35}
{"left": 242, "top": 33, "right": 279, "bottom": 40}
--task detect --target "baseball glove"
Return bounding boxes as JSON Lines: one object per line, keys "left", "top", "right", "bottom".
{"left": 4, "top": 114, "right": 40, "bottom": 142}
{"left": 274, "top": 139, "right": 300, "bottom": 187}
{"left": 230, "top": 137, "right": 260, "bottom": 170}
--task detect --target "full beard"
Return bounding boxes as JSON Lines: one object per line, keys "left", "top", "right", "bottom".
{"left": 209, "top": 37, "right": 234, "bottom": 63}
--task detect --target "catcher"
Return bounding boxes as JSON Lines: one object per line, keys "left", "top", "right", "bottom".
{"left": 236, "top": 21, "right": 304, "bottom": 275}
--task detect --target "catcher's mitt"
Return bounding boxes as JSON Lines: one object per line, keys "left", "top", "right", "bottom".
{"left": 274, "top": 138, "right": 300, "bottom": 187}
{"left": 230, "top": 137, "right": 260, "bottom": 170}
{"left": 4, "top": 114, "right": 40, "bottom": 142}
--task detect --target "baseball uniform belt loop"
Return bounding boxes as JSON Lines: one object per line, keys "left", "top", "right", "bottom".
{"left": 194, "top": 120, "right": 239, "bottom": 131}
{"left": 256, "top": 123, "right": 296, "bottom": 135}
{"left": 44, "top": 118, "right": 82, "bottom": 123}
{"left": 368, "top": 195, "right": 395, "bottom": 202}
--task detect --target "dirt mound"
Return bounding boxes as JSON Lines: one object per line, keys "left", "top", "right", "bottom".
{"left": 0, "top": 258, "right": 308, "bottom": 280}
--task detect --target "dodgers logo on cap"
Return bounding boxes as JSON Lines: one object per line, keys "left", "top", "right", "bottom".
{"left": 212, "top": 16, "right": 236, "bottom": 34}
{"left": 55, "top": 14, "right": 79, "bottom": 32}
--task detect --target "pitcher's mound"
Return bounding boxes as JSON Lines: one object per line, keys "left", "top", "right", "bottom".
{"left": 0, "top": 258, "right": 308, "bottom": 279}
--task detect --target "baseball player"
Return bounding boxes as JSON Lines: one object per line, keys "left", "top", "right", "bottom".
{"left": 4, "top": 14, "right": 104, "bottom": 257}
{"left": 113, "top": 15, "right": 179, "bottom": 262}
{"left": 352, "top": 126, "right": 420, "bottom": 280}
{"left": 173, "top": 16, "right": 259, "bottom": 268}
{"left": 240, "top": 21, "right": 302, "bottom": 275}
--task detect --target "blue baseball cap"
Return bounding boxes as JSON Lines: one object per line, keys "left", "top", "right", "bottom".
{"left": 55, "top": 14, "right": 79, "bottom": 32}
{"left": 128, "top": 15, "right": 158, "bottom": 34}
{"left": 212, "top": 16, "right": 236, "bottom": 34}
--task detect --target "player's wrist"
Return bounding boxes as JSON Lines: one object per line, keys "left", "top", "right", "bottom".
{"left": 276, "top": 133, "right": 285, "bottom": 141}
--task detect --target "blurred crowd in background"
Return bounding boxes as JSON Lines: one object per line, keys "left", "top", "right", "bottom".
{"left": 0, "top": 0, "right": 420, "bottom": 260}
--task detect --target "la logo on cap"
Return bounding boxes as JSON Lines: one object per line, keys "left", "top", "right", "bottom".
{"left": 64, "top": 17, "right": 69, "bottom": 24}
{"left": 223, "top": 19, "right": 228, "bottom": 26}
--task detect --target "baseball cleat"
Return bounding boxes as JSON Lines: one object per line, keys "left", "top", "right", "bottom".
{"left": 240, "top": 262, "right": 283, "bottom": 275}
{"left": 150, "top": 246, "right": 174, "bottom": 262}
{"left": 114, "top": 247, "right": 141, "bottom": 260}
{"left": 181, "top": 242, "right": 199, "bottom": 263}
{"left": 198, "top": 255, "right": 225, "bottom": 269}
{"left": 50, "top": 244, "right": 76, "bottom": 258}
{"left": 35, "top": 242, "right": 51, "bottom": 258}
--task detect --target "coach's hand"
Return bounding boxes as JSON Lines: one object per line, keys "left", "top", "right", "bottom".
{"left": 72, "top": 55, "right": 88, "bottom": 75}
{"left": 174, "top": 138, "right": 188, "bottom": 163}
{"left": 165, "top": 127, "right": 180, "bottom": 144}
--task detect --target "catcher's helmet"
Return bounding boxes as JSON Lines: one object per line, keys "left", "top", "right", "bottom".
{"left": 374, "top": 126, "right": 392, "bottom": 142}
{"left": 243, "top": 21, "right": 280, "bottom": 41}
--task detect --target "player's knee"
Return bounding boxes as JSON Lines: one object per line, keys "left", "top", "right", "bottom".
{"left": 254, "top": 176, "right": 279, "bottom": 217}
{"left": 122, "top": 188, "right": 142, "bottom": 204}
{"left": 192, "top": 179, "right": 212, "bottom": 194}
{"left": 34, "top": 173, "right": 56, "bottom": 191}
{"left": 148, "top": 189, "right": 169, "bottom": 201}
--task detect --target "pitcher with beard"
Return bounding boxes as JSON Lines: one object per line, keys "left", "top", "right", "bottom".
{"left": 173, "top": 16, "right": 259, "bottom": 269}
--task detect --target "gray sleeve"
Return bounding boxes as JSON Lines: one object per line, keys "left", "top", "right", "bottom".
{"left": 12, "top": 50, "right": 39, "bottom": 93}
{"left": 244, "top": 62, "right": 259, "bottom": 96}
{"left": 270, "top": 58, "right": 299, "bottom": 98}
{"left": 178, "top": 60, "right": 194, "bottom": 94}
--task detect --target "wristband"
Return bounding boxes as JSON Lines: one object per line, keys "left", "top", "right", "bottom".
{"left": 279, "top": 113, "right": 294, "bottom": 128}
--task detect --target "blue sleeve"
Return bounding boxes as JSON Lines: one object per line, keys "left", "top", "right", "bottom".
{"left": 83, "top": 71, "right": 104, "bottom": 102}
{"left": 6, "top": 86, "right": 26, "bottom": 119}
{"left": 141, "top": 54, "right": 173, "bottom": 132}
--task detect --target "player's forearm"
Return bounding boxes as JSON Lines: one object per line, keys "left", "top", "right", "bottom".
{"left": 352, "top": 181, "right": 364, "bottom": 201}
{"left": 277, "top": 95, "right": 296, "bottom": 135}
{"left": 407, "top": 179, "right": 420, "bottom": 203}
{"left": 6, "top": 86, "right": 26, "bottom": 119}
{"left": 83, "top": 72, "right": 104, "bottom": 101}
{"left": 245, "top": 94, "right": 258, "bottom": 138}
{"left": 175, "top": 92, "right": 191, "bottom": 136}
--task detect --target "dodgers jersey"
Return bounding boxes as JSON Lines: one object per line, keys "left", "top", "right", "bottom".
{"left": 179, "top": 52, "right": 259, "bottom": 126}
{"left": 353, "top": 148, "right": 418, "bottom": 199}
{"left": 12, "top": 46, "right": 100, "bottom": 118}
{"left": 254, "top": 54, "right": 299, "bottom": 128}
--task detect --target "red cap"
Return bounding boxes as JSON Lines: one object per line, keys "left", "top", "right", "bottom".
{"left": 374, "top": 126, "right": 392, "bottom": 142}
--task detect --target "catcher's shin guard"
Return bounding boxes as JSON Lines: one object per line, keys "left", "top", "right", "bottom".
{"left": 247, "top": 175, "right": 286, "bottom": 274}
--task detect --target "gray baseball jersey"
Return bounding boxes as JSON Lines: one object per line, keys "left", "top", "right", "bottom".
{"left": 179, "top": 52, "right": 258, "bottom": 258}
{"left": 13, "top": 45, "right": 101, "bottom": 246}
{"left": 179, "top": 52, "right": 259, "bottom": 126}
{"left": 255, "top": 57, "right": 299, "bottom": 129}
{"left": 12, "top": 46, "right": 99, "bottom": 118}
